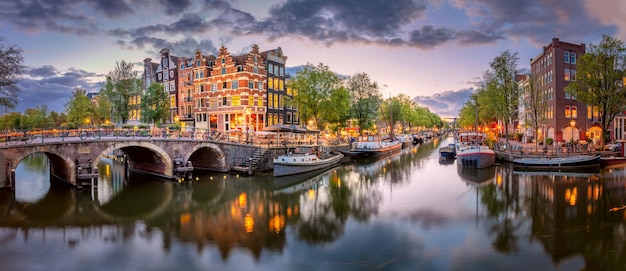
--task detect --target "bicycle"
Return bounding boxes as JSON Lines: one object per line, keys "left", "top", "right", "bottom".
{"left": 79, "top": 128, "right": 102, "bottom": 140}
{"left": 13, "top": 131, "right": 33, "bottom": 144}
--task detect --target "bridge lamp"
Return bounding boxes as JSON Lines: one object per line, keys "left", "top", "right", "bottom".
{"left": 570, "top": 119, "right": 576, "bottom": 142}
{"left": 85, "top": 118, "right": 91, "bottom": 126}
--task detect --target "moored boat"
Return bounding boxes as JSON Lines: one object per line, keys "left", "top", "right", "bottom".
{"left": 456, "top": 132, "right": 495, "bottom": 168}
{"left": 273, "top": 147, "right": 344, "bottom": 177}
{"left": 513, "top": 155, "right": 600, "bottom": 169}
{"left": 351, "top": 135, "right": 402, "bottom": 157}
{"left": 439, "top": 143, "right": 456, "bottom": 159}
{"left": 600, "top": 156, "right": 626, "bottom": 167}
{"left": 395, "top": 135, "right": 414, "bottom": 149}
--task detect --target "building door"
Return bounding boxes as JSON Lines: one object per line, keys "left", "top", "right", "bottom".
{"left": 588, "top": 126, "right": 602, "bottom": 145}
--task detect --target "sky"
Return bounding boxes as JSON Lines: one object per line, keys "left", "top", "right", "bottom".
{"left": 1, "top": 0, "right": 625, "bottom": 119}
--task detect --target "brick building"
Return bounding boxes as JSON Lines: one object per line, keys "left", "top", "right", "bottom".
{"left": 528, "top": 38, "right": 601, "bottom": 144}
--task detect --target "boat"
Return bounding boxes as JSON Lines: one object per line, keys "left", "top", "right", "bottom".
{"left": 439, "top": 143, "right": 456, "bottom": 159}
{"left": 273, "top": 146, "right": 344, "bottom": 177}
{"left": 513, "top": 155, "right": 600, "bottom": 170}
{"left": 456, "top": 132, "right": 496, "bottom": 168}
{"left": 350, "top": 135, "right": 402, "bottom": 157}
{"left": 395, "top": 135, "right": 414, "bottom": 149}
{"left": 600, "top": 156, "right": 626, "bottom": 167}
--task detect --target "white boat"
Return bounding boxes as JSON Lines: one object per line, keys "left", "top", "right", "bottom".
{"left": 273, "top": 147, "right": 344, "bottom": 177}
{"left": 351, "top": 135, "right": 402, "bottom": 157}
{"left": 456, "top": 132, "right": 495, "bottom": 168}
{"left": 395, "top": 135, "right": 414, "bottom": 149}
{"left": 513, "top": 155, "right": 600, "bottom": 169}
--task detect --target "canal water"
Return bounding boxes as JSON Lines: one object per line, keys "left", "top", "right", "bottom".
{"left": 1, "top": 136, "right": 626, "bottom": 271}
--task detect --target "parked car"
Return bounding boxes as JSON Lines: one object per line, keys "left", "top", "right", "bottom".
{"left": 604, "top": 140, "right": 626, "bottom": 152}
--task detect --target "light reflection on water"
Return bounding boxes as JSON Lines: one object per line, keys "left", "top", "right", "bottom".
{"left": 1, "top": 136, "right": 626, "bottom": 271}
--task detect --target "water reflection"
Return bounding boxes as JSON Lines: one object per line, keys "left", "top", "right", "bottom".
{"left": 1, "top": 138, "right": 626, "bottom": 270}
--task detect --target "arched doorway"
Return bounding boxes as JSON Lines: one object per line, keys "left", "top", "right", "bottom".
{"left": 588, "top": 126, "right": 602, "bottom": 145}
{"left": 563, "top": 126, "right": 579, "bottom": 142}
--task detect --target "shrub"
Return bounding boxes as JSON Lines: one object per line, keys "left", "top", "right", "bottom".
{"left": 546, "top": 137, "right": 553, "bottom": 146}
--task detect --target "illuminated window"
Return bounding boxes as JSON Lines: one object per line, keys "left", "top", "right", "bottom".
{"left": 268, "top": 77, "right": 274, "bottom": 89}
{"left": 564, "top": 69, "right": 570, "bottom": 81}
{"left": 565, "top": 105, "right": 571, "bottom": 118}
{"left": 170, "top": 95, "right": 176, "bottom": 108}
{"left": 274, "top": 94, "right": 279, "bottom": 109}
{"left": 268, "top": 93, "right": 274, "bottom": 108}
{"left": 257, "top": 96, "right": 263, "bottom": 106}
{"left": 249, "top": 96, "right": 253, "bottom": 106}
{"left": 274, "top": 78, "right": 279, "bottom": 90}
{"left": 572, "top": 105, "right": 577, "bottom": 118}
{"left": 279, "top": 79, "right": 284, "bottom": 91}
{"left": 232, "top": 96, "right": 241, "bottom": 106}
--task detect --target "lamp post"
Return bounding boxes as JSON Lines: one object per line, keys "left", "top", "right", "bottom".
{"left": 570, "top": 119, "right": 576, "bottom": 143}
{"left": 245, "top": 107, "right": 251, "bottom": 144}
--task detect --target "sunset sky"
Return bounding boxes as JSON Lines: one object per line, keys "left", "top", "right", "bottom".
{"left": 1, "top": 0, "right": 625, "bottom": 118}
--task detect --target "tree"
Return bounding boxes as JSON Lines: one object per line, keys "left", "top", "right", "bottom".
{"left": 141, "top": 82, "right": 169, "bottom": 125}
{"left": 483, "top": 50, "right": 521, "bottom": 146}
{"left": 290, "top": 63, "right": 343, "bottom": 130}
{"left": 320, "top": 86, "right": 351, "bottom": 136}
{"left": 65, "top": 88, "right": 95, "bottom": 128}
{"left": 23, "top": 105, "right": 48, "bottom": 129}
{"left": 0, "top": 38, "right": 24, "bottom": 111}
{"left": 99, "top": 60, "right": 140, "bottom": 124}
{"left": 521, "top": 74, "right": 548, "bottom": 150}
{"left": 566, "top": 35, "right": 626, "bottom": 148}
{"left": 345, "top": 72, "right": 382, "bottom": 135}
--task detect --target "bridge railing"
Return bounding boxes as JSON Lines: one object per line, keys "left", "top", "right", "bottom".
{"left": 0, "top": 127, "right": 324, "bottom": 147}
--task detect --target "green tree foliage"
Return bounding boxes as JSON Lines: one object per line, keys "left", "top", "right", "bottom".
{"left": 521, "top": 74, "right": 548, "bottom": 149}
{"left": 99, "top": 60, "right": 140, "bottom": 124}
{"left": 345, "top": 72, "right": 382, "bottom": 135}
{"left": 0, "top": 38, "right": 24, "bottom": 111}
{"left": 290, "top": 63, "right": 345, "bottom": 130}
{"left": 483, "top": 50, "right": 521, "bottom": 145}
{"left": 141, "top": 82, "right": 169, "bottom": 125}
{"left": 322, "top": 86, "right": 351, "bottom": 135}
{"left": 566, "top": 35, "right": 626, "bottom": 147}
{"left": 23, "top": 105, "right": 49, "bottom": 129}
{"left": 65, "top": 88, "right": 95, "bottom": 128}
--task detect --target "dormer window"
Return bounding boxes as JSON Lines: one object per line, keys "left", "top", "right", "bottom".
{"left": 221, "top": 58, "right": 225, "bottom": 64}
{"left": 209, "top": 60, "right": 214, "bottom": 67}
{"left": 237, "top": 65, "right": 243, "bottom": 72}
{"left": 197, "top": 60, "right": 201, "bottom": 67}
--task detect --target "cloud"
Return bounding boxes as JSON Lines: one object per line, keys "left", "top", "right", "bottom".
{"left": 414, "top": 88, "right": 475, "bottom": 118}
{"left": 0, "top": 0, "right": 100, "bottom": 35}
{"left": 15, "top": 66, "right": 103, "bottom": 113}
{"left": 451, "top": 0, "right": 616, "bottom": 45}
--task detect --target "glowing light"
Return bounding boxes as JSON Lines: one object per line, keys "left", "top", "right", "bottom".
{"left": 268, "top": 215, "right": 285, "bottom": 234}
{"left": 238, "top": 192, "right": 247, "bottom": 208}
{"left": 180, "top": 213, "right": 191, "bottom": 224}
{"left": 244, "top": 213, "right": 254, "bottom": 233}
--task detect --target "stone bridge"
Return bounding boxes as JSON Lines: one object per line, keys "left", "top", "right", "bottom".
{"left": 0, "top": 136, "right": 267, "bottom": 189}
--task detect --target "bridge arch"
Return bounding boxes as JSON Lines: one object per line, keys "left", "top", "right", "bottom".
{"left": 14, "top": 149, "right": 76, "bottom": 186}
{"left": 185, "top": 142, "right": 228, "bottom": 172}
{"left": 94, "top": 142, "right": 173, "bottom": 178}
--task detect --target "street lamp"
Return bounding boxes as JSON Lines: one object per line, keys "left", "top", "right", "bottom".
{"left": 245, "top": 108, "right": 251, "bottom": 144}
{"left": 570, "top": 119, "right": 576, "bottom": 142}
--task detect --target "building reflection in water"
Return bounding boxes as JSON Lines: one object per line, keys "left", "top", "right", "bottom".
{"left": 3, "top": 143, "right": 626, "bottom": 270}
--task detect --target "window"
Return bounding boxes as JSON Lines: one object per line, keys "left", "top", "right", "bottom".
{"left": 268, "top": 63, "right": 274, "bottom": 74}
{"left": 195, "top": 72, "right": 199, "bottom": 79}
{"left": 237, "top": 65, "right": 243, "bottom": 72}
{"left": 565, "top": 105, "right": 571, "bottom": 118}
{"left": 280, "top": 67, "right": 284, "bottom": 76}
{"left": 169, "top": 70, "right": 174, "bottom": 78}
{"left": 180, "top": 64, "right": 184, "bottom": 70}
{"left": 565, "top": 90, "right": 570, "bottom": 99}
{"left": 571, "top": 53, "right": 576, "bottom": 64}
{"left": 157, "top": 73, "right": 162, "bottom": 80}
{"left": 249, "top": 96, "right": 253, "bottom": 106}
{"left": 221, "top": 68, "right": 226, "bottom": 74}
{"left": 222, "top": 82, "right": 227, "bottom": 89}
{"left": 268, "top": 93, "right": 274, "bottom": 108}
{"left": 274, "top": 65, "right": 278, "bottom": 75}
{"left": 232, "top": 96, "right": 240, "bottom": 106}
{"left": 249, "top": 81, "right": 254, "bottom": 89}
{"left": 221, "top": 58, "right": 225, "bottom": 64}
{"left": 162, "top": 58, "right": 168, "bottom": 67}
{"left": 564, "top": 68, "right": 570, "bottom": 81}
{"left": 268, "top": 78, "right": 274, "bottom": 89}
{"left": 571, "top": 69, "right": 576, "bottom": 81}
{"left": 279, "top": 80, "right": 284, "bottom": 91}
{"left": 274, "top": 94, "right": 279, "bottom": 109}
{"left": 170, "top": 95, "right": 176, "bottom": 108}
{"left": 209, "top": 60, "right": 214, "bottom": 67}
{"left": 211, "top": 84, "right": 217, "bottom": 92}
{"left": 254, "top": 65, "right": 258, "bottom": 74}
{"left": 274, "top": 78, "right": 279, "bottom": 90}
{"left": 197, "top": 60, "right": 201, "bottom": 67}
{"left": 210, "top": 98, "right": 218, "bottom": 108}
{"left": 564, "top": 51, "right": 570, "bottom": 63}
{"left": 222, "top": 97, "right": 227, "bottom": 106}
{"left": 258, "top": 81, "right": 263, "bottom": 90}
{"left": 572, "top": 106, "right": 577, "bottom": 118}
{"left": 257, "top": 96, "right": 263, "bottom": 106}
{"left": 195, "top": 85, "right": 200, "bottom": 93}
{"left": 232, "top": 81, "right": 239, "bottom": 89}
{"left": 200, "top": 71, "right": 204, "bottom": 78}
{"left": 165, "top": 83, "right": 170, "bottom": 92}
